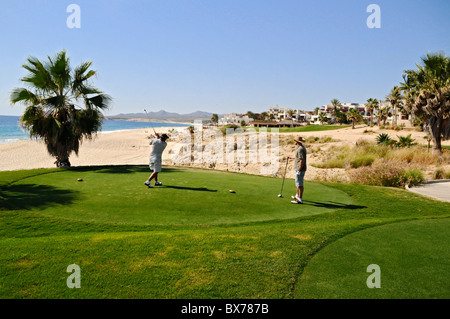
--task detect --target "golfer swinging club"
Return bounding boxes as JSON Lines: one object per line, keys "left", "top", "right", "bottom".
{"left": 288, "top": 136, "right": 307, "bottom": 204}
{"left": 144, "top": 132, "right": 169, "bottom": 188}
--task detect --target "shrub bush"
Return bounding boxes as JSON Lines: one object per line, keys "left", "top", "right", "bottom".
{"left": 348, "top": 159, "right": 424, "bottom": 187}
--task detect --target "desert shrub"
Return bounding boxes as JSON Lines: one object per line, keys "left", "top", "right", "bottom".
{"left": 305, "top": 136, "right": 320, "bottom": 143}
{"left": 386, "top": 146, "right": 438, "bottom": 166}
{"left": 355, "top": 139, "right": 372, "bottom": 147}
{"left": 376, "top": 133, "right": 391, "bottom": 145}
{"left": 281, "top": 135, "right": 296, "bottom": 145}
{"left": 349, "top": 159, "right": 423, "bottom": 187}
{"left": 402, "top": 168, "right": 425, "bottom": 186}
{"left": 350, "top": 154, "right": 376, "bottom": 168}
{"left": 305, "top": 136, "right": 336, "bottom": 144}
{"left": 320, "top": 136, "right": 335, "bottom": 143}
{"left": 316, "top": 142, "right": 443, "bottom": 171}
{"left": 396, "top": 134, "right": 415, "bottom": 148}
{"left": 433, "top": 168, "right": 445, "bottom": 180}
{"left": 220, "top": 125, "right": 241, "bottom": 134}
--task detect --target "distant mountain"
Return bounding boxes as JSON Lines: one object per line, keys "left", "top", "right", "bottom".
{"left": 108, "top": 110, "right": 222, "bottom": 123}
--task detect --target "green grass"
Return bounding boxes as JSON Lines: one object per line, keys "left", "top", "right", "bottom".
{"left": 279, "top": 125, "right": 349, "bottom": 133}
{"left": 295, "top": 219, "right": 450, "bottom": 298}
{"left": 251, "top": 125, "right": 349, "bottom": 133}
{"left": 1, "top": 165, "right": 449, "bottom": 299}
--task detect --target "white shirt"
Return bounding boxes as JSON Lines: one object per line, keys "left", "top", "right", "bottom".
{"left": 149, "top": 138, "right": 167, "bottom": 163}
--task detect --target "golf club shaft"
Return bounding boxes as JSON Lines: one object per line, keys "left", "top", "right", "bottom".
{"left": 280, "top": 157, "right": 289, "bottom": 195}
{"left": 144, "top": 109, "right": 157, "bottom": 135}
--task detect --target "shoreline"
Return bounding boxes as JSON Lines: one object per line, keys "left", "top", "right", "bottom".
{"left": 0, "top": 118, "right": 190, "bottom": 146}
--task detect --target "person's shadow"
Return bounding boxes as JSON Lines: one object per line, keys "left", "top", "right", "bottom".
{"left": 302, "top": 200, "right": 366, "bottom": 210}
{"left": 160, "top": 185, "right": 217, "bottom": 192}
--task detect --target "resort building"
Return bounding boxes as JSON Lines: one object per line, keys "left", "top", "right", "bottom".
{"left": 218, "top": 113, "right": 253, "bottom": 126}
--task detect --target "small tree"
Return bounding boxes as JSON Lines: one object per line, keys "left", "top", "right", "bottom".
{"left": 335, "top": 109, "right": 347, "bottom": 125}
{"left": 318, "top": 112, "right": 328, "bottom": 125}
{"left": 386, "top": 86, "right": 403, "bottom": 127}
{"left": 347, "top": 108, "right": 363, "bottom": 129}
{"left": 211, "top": 113, "right": 219, "bottom": 125}
{"left": 365, "top": 98, "right": 379, "bottom": 126}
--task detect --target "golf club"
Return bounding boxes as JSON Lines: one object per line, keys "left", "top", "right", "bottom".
{"left": 144, "top": 109, "right": 157, "bottom": 135}
{"left": 278, "top": 157, "right": 289, "bottom": 198}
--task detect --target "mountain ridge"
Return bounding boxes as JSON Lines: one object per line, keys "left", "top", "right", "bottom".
{"left": 107, "top": 110, "right": 221, "bottom": 122}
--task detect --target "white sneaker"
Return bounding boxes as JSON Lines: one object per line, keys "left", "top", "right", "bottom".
{"left": 144, "top": 181, "right": 153, "bottom": 188}
{"left": 291, "top": 195, "right": 300, "bottom": 200}
{"left": 155, "top": 181, "right": 162, "bottom": 186}
{"left": 291, "top": 198, "right": 303, "bottom": 204}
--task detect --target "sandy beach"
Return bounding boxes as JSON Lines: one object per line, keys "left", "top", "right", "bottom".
{"left": 1, "top": 124, "right": 448, "bottom": 181}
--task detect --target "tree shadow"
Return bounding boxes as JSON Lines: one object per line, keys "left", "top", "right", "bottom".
{"left": 67, "top": 165, "right": 181, "bottom": 175}
{"left": 67, "top": 165, "right": 150, "bottom": 174}
{"left": 1, "top": 183, "right": 79, "bottom": 211}
{"left": 160, "top": 185, "right": 217, "bottom": 192}
{"left": 302, "top": 200, "right": 366, "bottom": 210}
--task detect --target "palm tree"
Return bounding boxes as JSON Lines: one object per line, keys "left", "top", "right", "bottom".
{"left": 330, "top": 98, "right": 341, "bottom": 123}
{"left": 400, "top": 52, "right": 450, "bottom": 153}
{"left": 379, "top": 106, "right": 392, "bottom": 126}
{"left": 365, "top": 98, "right": 379, "bottom": 126}
{"left": 287, "top": 109, "right": 294, "bottom": 119}
{"left": 10, "top": 50, "right": 111, "bottom": 167}
{"left": 386, "top": 86, "right": 403, "bottom": 127}
{"left": 330, "top": 98, "right": 341, "bottom": 113}
{"left": 347, "top": 108, "right": 362, "bottom": 129}
{"left": 318, "top": 112, "right": 328, "bottom": 125}
{"left": 211, "top": 113, "right": 219, "bottom": 125}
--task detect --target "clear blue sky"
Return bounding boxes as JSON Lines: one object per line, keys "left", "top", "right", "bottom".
{"left": 1, "top": 0, "right": 449, "bottom": 116}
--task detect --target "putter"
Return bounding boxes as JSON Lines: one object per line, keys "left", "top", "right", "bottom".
{"left": 278, "top": 157, "right": 289, "bottom": 198}
{"left": 144, "top": 109, "right": 157, "bottom": 135}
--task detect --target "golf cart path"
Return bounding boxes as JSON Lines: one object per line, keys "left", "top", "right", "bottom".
{"left": 407, "top": 180, "right": 450, "bottom": 203}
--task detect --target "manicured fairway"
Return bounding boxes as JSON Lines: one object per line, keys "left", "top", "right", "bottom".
{"left": 1, "top": 166, "right": 449, "bottom": 299}
{"left": 3, "top": 166, "right": 352, "bottom": 225}
{"left": 295, "top": 219, "right": 450, "bottom": 299}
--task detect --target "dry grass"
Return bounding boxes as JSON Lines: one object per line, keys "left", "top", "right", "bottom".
{"left": 311, "top": 141, "right": 449, "bottom": 187}
{"left": 314, "top": 142, "right": 448, "bottom": 170}
{"left": 348, "top": 158, "right": 424, "bottom": 187}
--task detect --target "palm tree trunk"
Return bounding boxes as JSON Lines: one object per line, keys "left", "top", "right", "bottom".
{"left": 393, "top": 105, "right": 398, "bottom": 126}
{"left": 55, "top": 157, "right": 71, "bottom": 167}
{"left": 426, "top": 116, "right": 442, "bottom": 154}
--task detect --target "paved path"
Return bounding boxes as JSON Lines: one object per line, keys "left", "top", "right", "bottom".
{"left": 407, "top": 181, "right": 450, "bottom": 203}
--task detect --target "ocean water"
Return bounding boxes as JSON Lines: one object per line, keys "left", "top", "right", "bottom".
{"left": 0, "top": 115, "right": 188, "bottom": 145}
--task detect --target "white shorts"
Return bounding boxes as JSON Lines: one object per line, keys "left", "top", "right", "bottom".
{"left": 295, "top": 170, "right": 306, "bottom": 187}
{"left": 149, "top": 161, "right": 162, "bottom": 173}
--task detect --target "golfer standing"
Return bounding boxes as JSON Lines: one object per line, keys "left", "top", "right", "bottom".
{"left": 145, "top": 133, "right": 169, "bottom": 188}
{"left": 289, "top": 137, "right": 307, "bottom": 204}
